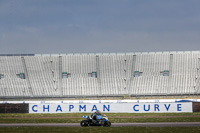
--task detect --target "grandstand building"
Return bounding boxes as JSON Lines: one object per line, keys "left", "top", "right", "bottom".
{"left": 0, "top": 51, "right": 200, "bottom": 98}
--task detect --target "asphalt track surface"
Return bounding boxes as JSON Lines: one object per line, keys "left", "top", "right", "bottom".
{"left": 0, "top": 122, "right": 200, "bottom": 127}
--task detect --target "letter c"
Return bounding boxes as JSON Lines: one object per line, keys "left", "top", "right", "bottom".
{"left": 133, "top": 105, "right": 139, "bottom": 112}
{"left": 32, "top": 105, "right": 38, "bottom": 112}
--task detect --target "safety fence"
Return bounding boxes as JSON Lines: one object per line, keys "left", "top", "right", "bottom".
{"left": 0, "top": 100, "right": 199, "bottom": 113}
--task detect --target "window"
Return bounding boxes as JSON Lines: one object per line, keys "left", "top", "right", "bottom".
{"left": 92, "top": 72, "right": 97, "bottom": 78}
{"left": 134, "top": 71, "right": 142, "bottom": 77}
{"left": 0, "top": 74, "right": 4, "bottom": 79}
{"left": 88, "top": 72, "right": 97, "bottom": 78}
{"left": 88, "top": 73, "right": 92, "bottom": 77}
{"left": 17, "top": 73, "right": 25, "bottom": 79}
{"left": 62, "top": 72, "right": 71, "bottom": 78}
{"left": 160, "top": 70, "right": 169, "bottom": 76}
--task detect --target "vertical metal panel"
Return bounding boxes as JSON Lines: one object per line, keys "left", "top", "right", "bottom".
{"left": 193, "top": 102, "right": 200, "bottom": 112}
{"left": 0, "top": 104, "right": 29, "bottom": 113}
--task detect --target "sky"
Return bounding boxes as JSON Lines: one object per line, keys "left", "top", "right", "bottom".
{"left": 0, "top": 0, "right": 200, "bottom": 54}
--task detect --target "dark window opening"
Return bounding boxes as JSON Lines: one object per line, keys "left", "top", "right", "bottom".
{"left": 62, "top": 72, "right": 71, "bottom": 78}
{"left": 88, "top": 73, "right": 92, "bottom": 77}
{"left": 0, "top": 74, "right": 4, "bottom": 79}
{"left": 134, "top": 71, "right": 142, "bottom": 77}
{"left": 160, "top": 70, "right": 169, "bottom": 76}
{"left": 17, "top": 73, "right": 25, "bottom": 79}
{"left": 88, "top": 72, "right": 97, "bottom": 78}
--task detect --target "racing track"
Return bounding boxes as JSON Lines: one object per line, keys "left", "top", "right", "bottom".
{"left": 0, "top": 122, "right": 200, "bottom": 127}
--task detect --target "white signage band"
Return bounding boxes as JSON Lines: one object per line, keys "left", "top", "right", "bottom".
{"left": 29, "top": 103, "right": 193, "bottom": 113}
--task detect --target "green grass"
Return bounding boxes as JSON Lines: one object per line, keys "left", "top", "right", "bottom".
{"left": 1, "top": 117, "right": 200, "bottom": 123}
{"left": 0, "top": 112, "right": 200, "bottom": 117}
{"left": 109, "top": 117, "right": 200, "bottom": 123}
{"left": 0, "top": 127, "right": 200, "bottom": 133}
{"left": 0, "top": 113, "right": 200, "bottom": 133}
{"left": 0, "top": 113, "right": 200, "bottom": 123}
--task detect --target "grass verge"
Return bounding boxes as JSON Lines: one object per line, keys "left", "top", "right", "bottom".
{"left": 1, "top": 117, "right": 200, "bottom": 123}
{"left": 0, "top": 127, "right": 200, "bottom": 133}
{"left": 0, "top": 112, "right": 200, "bottom": 117}
{"left": 0, "top": 113, "right": 200, "bottom": 123}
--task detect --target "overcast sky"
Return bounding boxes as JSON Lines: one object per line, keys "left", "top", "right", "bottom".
{"left": 0, "top": 0, "right": 200, "bottom": 54}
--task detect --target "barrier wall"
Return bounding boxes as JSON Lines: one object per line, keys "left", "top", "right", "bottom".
{"left": 193, "top": 102, "right": 200, "bottom": 112}
{"left": 0, "top": 104, "right": 29, "bottom": 113}
{"left": 0, "top": 100, "right": 199, "bottom": 113}
{"left": 29, "top": 103, "right": 193, "bottom": 113}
